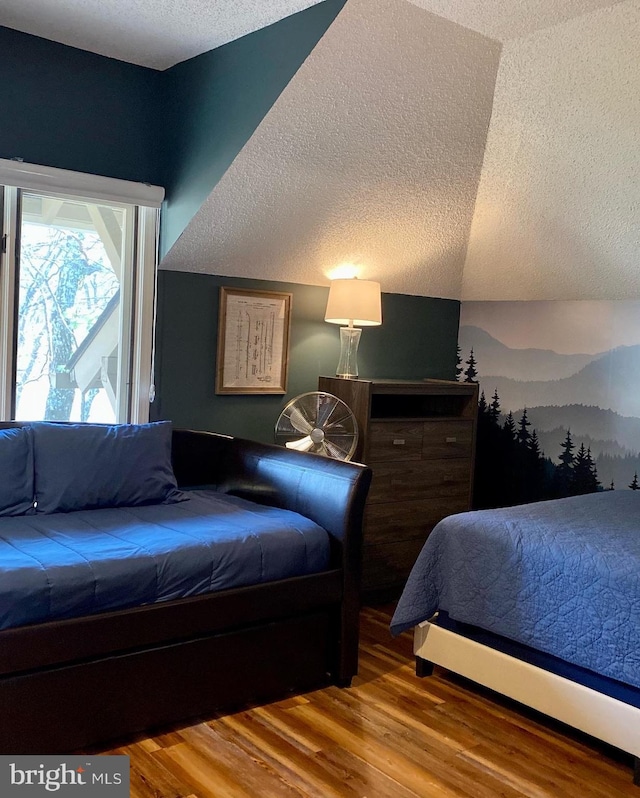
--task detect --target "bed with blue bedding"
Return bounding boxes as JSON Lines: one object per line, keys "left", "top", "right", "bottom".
{"left": 0, "top": 490, "right": 330, "bottom": 631}
{"left": 0, "top": 422, "right": 372, "bottom": 754}
{"left": 391, "top": 490, "right": 640, "bottom": 782}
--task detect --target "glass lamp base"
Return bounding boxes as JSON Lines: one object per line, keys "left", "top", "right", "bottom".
{"left": 336, "top": 327, "right": 362, "bottom": 379}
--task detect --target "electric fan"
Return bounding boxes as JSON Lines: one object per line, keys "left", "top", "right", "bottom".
{"left": 275, "top": 392, "right": 358, "bottom": 461}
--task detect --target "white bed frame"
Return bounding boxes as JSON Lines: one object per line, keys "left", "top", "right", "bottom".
{"left": 415, "top": 620, "right": 640, "bottom": 783}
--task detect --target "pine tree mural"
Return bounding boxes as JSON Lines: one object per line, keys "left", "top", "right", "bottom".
{"left": 529, "top": 429, "right": 541, "bottom": 459}
{"left": 464, "top": 348, "right": 478, "bottom": 383}
{"left": 456, "top": 345, "right": 463, "bottom": 381}
{"left": 517, "top": 408, "right": 531, "bottom": 446}
{"left": 503, "top": 411, "right": 516, "bottom": 440}
{"left": 525, "top": 429, "right": 549, "bottom": 503}
{"left": 585, "top": 447, "right": 600, "bottom": 493}
{"left": 572, "top": 443, "right": 600, "bottom": 495}
{"left": 553, "top": 430, "right": 575, "bottom": 498}
{"left": 467, "top": 345, "right": 602, "bottom": 509}
{"left": 629, "top": 472, "right": 639, "bottom": 490}
{"left": 473, "top": 387, "right": 550, "bottom": 508}
{"left": 489, "top": 389, "right": 500, "bottom": 424}
{"left": 478, "top": 390, "right": 487, "bottom": 415}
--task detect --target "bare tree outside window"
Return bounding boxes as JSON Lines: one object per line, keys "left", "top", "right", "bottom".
{"left": 15, "top": 194, "right": 128, "bottom": 423}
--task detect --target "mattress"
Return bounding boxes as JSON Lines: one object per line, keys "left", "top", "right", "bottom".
{"left": 391, "top": 490, "right": 640, "bottom": 689}
{"left": 0, "top": 489, "right": 330, "bottom": 630}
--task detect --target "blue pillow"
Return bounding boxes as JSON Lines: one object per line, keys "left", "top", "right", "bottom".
{"left": 0, "top": 426, "right": 35, "bottom": 516}
{"left": 32, "top": 421, "right": 184, "bottom": 514}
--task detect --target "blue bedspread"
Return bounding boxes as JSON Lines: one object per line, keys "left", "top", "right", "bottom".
{"left": 391, "top": 491, "right": 640, "bottom": 689}
{"left": 0, "top": 489, "right": 330, "bottom": 631}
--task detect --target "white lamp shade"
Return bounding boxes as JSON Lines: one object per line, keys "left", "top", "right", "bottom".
{"left": 324, "top": 278, "right": 382, "bottom": 326}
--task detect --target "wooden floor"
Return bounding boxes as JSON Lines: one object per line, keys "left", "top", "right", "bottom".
{"left": 102, "top": 607, "right": 638, "bottom": 797}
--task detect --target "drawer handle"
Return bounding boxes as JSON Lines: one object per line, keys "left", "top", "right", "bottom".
{"left": 393, "top": 439, "right": 406, "bottom": 445}
{"left": 445, "top": 437, "right": 457, "bottom": 443}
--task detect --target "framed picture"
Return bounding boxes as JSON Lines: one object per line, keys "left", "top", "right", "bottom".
{"left": 215, "top": 287, "right": 292, "bottom": 394}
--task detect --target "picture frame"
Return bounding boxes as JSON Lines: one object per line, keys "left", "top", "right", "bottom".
{"left": 215, "top": 287, "right": 292, "bottom": 395}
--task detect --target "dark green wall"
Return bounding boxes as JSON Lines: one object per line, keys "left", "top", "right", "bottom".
{"left": 160, "top": 0, "right": 347, "bottom": 255}
{"left": 0, "top": 26, "right": 162, "bottom": 185}
{"left": 151, "top": 270, "right": 460, "bottom": 442}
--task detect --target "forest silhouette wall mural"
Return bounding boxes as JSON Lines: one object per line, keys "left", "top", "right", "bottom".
{"left": 459, "top": 300, "right": 640, "bottom": 509}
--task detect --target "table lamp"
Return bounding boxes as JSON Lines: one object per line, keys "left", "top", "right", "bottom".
{"left": 324, "top": 277, "right": 382, "bottom": 378}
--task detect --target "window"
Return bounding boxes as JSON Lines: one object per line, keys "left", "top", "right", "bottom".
{"left": 0, "top": 160, "right": 163, "bottom": 423}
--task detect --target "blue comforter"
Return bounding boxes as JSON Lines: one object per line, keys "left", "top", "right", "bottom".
{"left": 391, "top": 491, "right": 640, "bottom": 689}
{"left": 0, "top": 489, "right": 330, "bottom": 631}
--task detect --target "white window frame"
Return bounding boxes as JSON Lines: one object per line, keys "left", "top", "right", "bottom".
{"left": 0, "top": 159, "right": 164, "bottom": 423}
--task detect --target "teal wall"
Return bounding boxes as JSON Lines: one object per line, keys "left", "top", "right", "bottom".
{"left": 0, "top": 26, "right": 162, "bottom": 185}
{"left": 151, "top": 270, "right": 460, "bottom": 442}
{"left": 160, "top": 0, "right": 347, "bottom": 255}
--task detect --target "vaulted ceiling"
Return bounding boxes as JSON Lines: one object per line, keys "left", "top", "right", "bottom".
{"left": 0, "top": 0, "right": 626, "bottom": 68}
{"left": 1, "top": 0, "right": 635, "bottom": 301}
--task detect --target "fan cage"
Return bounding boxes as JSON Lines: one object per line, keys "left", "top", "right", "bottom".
{"left": 275, "top": 391, "right": 358, "bottom": 461}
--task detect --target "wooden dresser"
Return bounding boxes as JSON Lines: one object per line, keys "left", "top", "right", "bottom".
{"left": 318, "top": 377, "right": 478, "bottom": 603}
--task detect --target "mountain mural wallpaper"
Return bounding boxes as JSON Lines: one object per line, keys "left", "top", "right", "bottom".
{"left": 459, "top": 301, "right": 640, "bottom": 509}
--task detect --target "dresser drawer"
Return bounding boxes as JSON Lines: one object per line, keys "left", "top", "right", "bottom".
{"left": 365, "top": 497, "right": 469, "bottom": 545}
{"left": 368, "top": 421, "right": 423, "bottom": 462}
{"left": 368, "top": 458, "right": 472, "bottom": 504}
{"left": 422, "top": 420, "right": 474, "bottom": 459}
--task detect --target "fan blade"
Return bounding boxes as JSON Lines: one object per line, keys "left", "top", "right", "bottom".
{"left": 322, "top": 439, "right": 349, "bottom": 460}
{"left": 316, "top": 396, "right": 339, "bottom": 429}
{"left": 324, "top": 412, "right": 353, "bottom": 432}
{"left": 285, "top": 436, "right": 314, "bottom": 452}
{"left": 288, "top": 406, "right": 313, "bottom": 435}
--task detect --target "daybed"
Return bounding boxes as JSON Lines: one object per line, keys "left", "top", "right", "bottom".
{"left": 391, "top": 491, "right": 640, "bottom": 785}
{"left": 0, "top": 420, "right": 371, "bottom": 754}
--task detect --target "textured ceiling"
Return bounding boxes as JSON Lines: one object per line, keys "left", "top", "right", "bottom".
{"left": 4, "top": 0, "right": 634, "bottom": 301}
{"left": 461, "top": 0, "right": 640, "bottom": 300}
{"left": 0, "top": 0, "right": 626, "bottom": 69}
{"left": 411, "top": 0, "right": 628, "bottom": 42}
{"left": 0, "top": 0, "right": 323, "bottom": 69}
{"left": 161, "top": 0, "right": 500, "bottom": 299}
